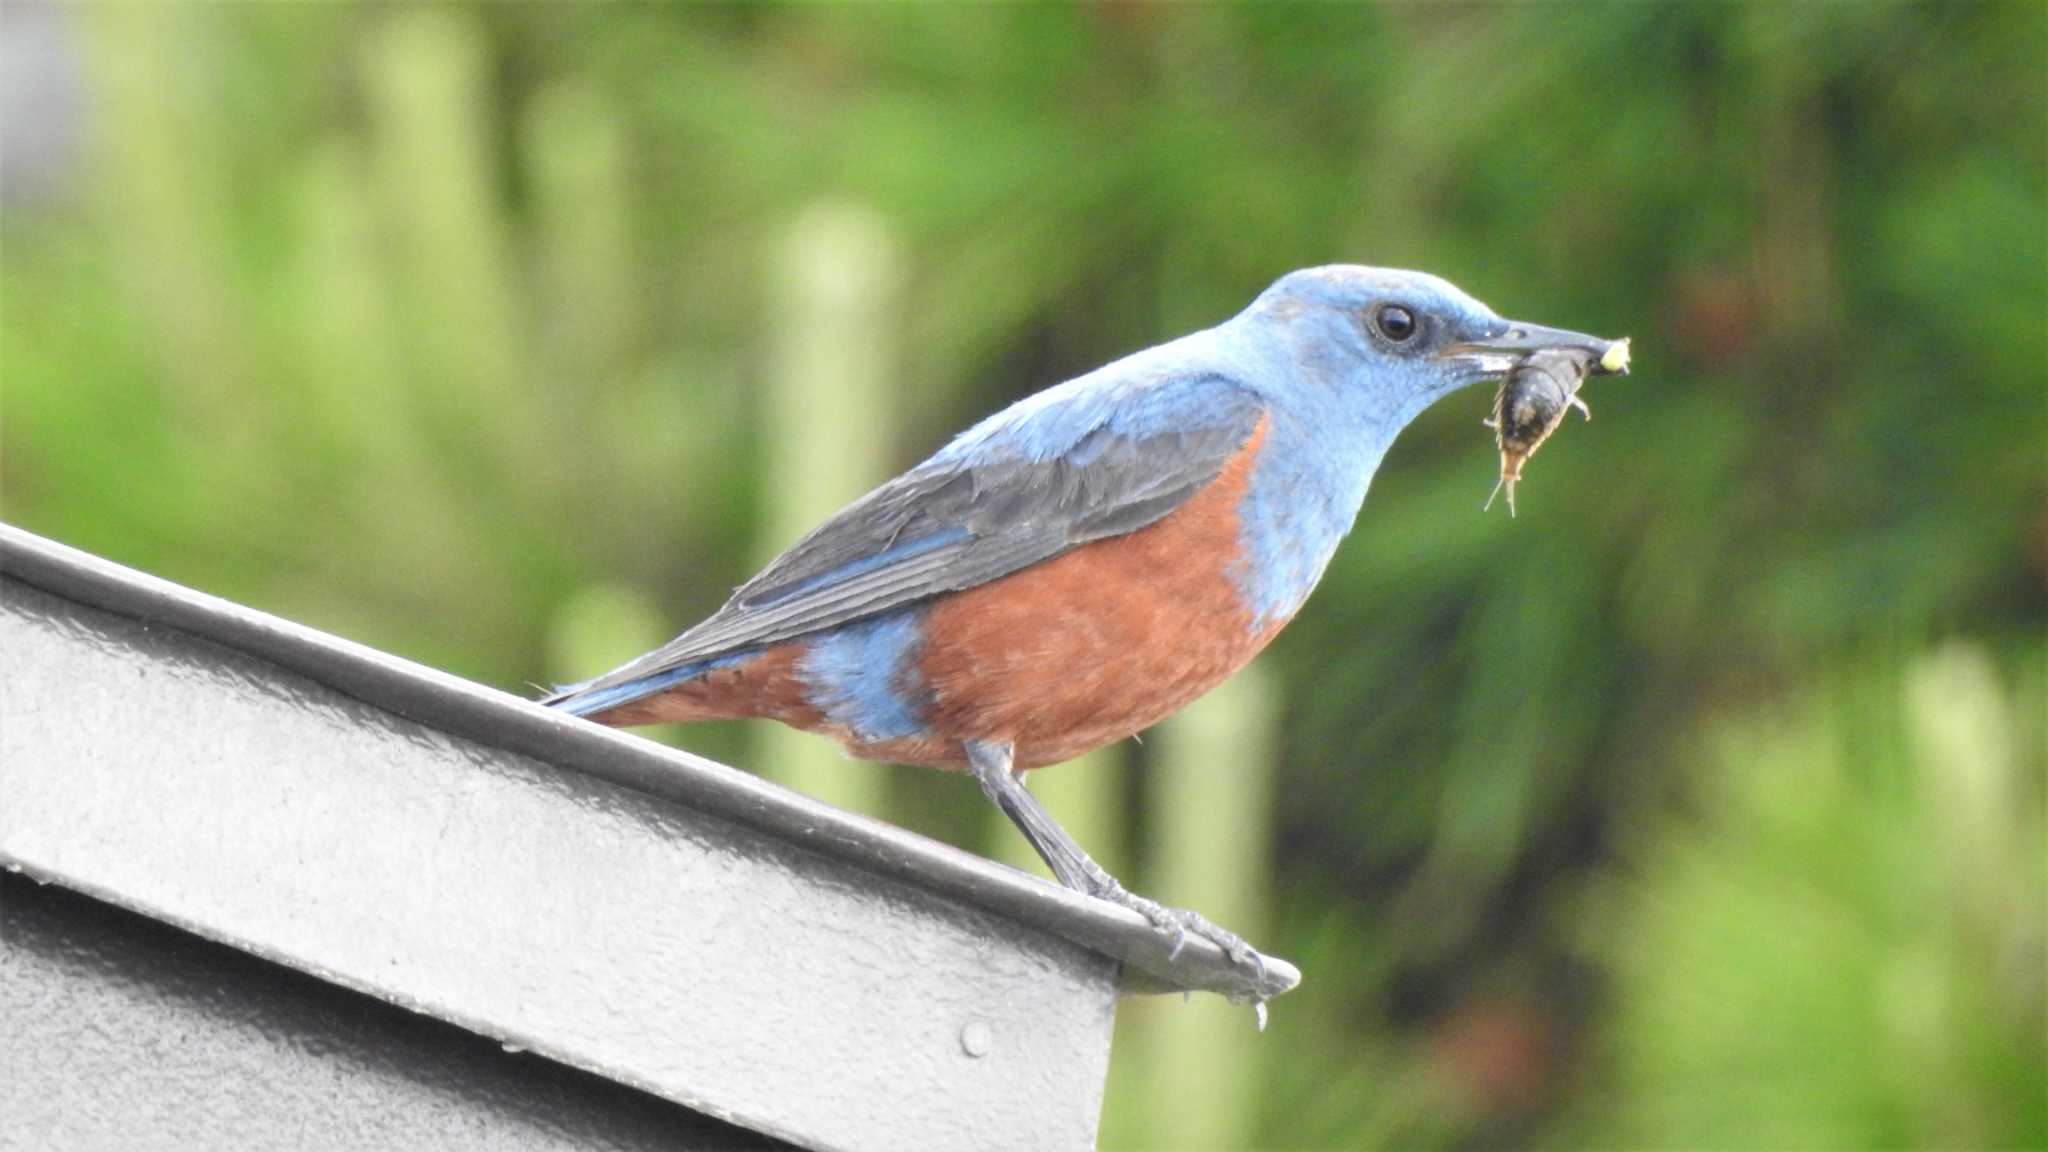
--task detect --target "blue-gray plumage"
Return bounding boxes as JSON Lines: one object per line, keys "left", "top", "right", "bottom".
{"left": 546, "top": 265, "right": 1625, "bottom": 988}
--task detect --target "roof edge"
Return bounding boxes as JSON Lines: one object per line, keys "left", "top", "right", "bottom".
{"left": 0, "top": 521, "right": 1298, "bottom": 1001}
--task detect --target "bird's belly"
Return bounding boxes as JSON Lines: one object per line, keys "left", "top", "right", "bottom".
{"left": 914, "top": 559, "right": 1283, "bottom": 767}
{"left": 868, "top": 423, "right": 1284, "bottom": 769}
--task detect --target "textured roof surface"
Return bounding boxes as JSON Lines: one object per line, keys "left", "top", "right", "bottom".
{"left": 0, "top": 523, "right": 1295, "bottom": 1152}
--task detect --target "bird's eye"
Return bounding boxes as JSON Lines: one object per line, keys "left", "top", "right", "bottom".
{"left": 1374, "top": 304, "right": 1418, "bottom": 343}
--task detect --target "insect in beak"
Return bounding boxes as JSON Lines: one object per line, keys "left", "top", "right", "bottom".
{"left": 1481, "top": 345, "right": 1617, "bottom": 516}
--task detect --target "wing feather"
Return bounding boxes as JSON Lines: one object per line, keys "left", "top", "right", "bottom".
{"left": 549, "top": 377, "right": 1264, "bottom": 707}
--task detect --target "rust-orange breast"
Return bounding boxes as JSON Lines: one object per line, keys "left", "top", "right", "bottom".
{"left": 887, "top": 415, "right": 1284, "bottom": 768}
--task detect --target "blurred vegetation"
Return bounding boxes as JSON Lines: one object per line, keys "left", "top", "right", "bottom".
{"left": 2, "top": 3, "right": 2042, "bottom": 1148}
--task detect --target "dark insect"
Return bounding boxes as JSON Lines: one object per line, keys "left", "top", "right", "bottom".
{"left": 1483, "top": 346, "right": 1600, "bottom": 516}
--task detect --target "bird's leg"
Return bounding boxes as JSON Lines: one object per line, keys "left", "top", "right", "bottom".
{"left": 964, "top": 740, "right": 1267, "bottom": 983}
{"left": 964, "top": 739, "right": 1098, "bottom": 892}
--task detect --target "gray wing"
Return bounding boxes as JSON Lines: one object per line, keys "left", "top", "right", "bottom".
{"left": 554, "top": 383, "right": 1264, "bottom": 704}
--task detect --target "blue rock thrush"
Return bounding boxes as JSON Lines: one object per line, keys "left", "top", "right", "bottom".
{"left": 546, "top": 265, "right": 1624, "bottom": 975}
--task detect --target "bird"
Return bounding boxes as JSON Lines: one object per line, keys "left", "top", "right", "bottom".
{"left": 545, "top": 264, "right": 1624, "bottom": 978}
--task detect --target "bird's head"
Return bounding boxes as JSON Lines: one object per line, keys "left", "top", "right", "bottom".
{"left": 1236, "top": 264, "right": 1626, "bottom": 425}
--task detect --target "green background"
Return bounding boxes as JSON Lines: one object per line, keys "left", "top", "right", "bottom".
{"left": 3, "top": 4, "right": 2042, "bottom": 1148}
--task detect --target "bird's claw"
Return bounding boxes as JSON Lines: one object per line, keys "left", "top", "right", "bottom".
{"left": 1129, "top": 896, "right": 1268, "bottom": 985}
{"left": 1082, "top": 875, "right": 1273, "bottom": 1007}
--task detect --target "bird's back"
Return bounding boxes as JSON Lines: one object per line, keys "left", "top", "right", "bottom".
{"left": 543, "top": 350, "right": 1280, "bottom": 751}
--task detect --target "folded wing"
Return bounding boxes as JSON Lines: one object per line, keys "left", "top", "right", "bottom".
{"left": 547, "top": 375, "right": 1264, "bottom": 710}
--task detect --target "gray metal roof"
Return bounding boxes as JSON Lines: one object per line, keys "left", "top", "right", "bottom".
{"left": 2, "top": 872, "right": 788, "bottom": 1151}
{"left": 0, "top": 522, "right": 1297, "bottom": 1151}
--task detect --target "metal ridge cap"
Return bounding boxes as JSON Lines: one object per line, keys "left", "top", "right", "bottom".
{"left": 0, "top": 520, "right": 1298, "bottom": 1002}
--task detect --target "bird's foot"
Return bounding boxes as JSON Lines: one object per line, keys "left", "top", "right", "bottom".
{"left": 1085, "top": 876, "right": 1270, "bottom": 1024}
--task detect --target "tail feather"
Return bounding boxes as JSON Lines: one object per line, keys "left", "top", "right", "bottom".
{"left": 540, "top": 661, "right": 719, "bottom": 719}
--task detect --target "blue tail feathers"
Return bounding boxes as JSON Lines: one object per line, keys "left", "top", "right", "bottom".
{"left": 542, "top": 655, "right": 742, "bottom": 718}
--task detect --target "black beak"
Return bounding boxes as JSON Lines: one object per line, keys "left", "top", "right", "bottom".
{"left": 1448, "top": 320, "right": 1630, "bottom": 376}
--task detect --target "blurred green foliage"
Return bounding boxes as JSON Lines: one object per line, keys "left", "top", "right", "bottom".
{"left": 2, "top": 3, "right": 2042, "bottom": 1148}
